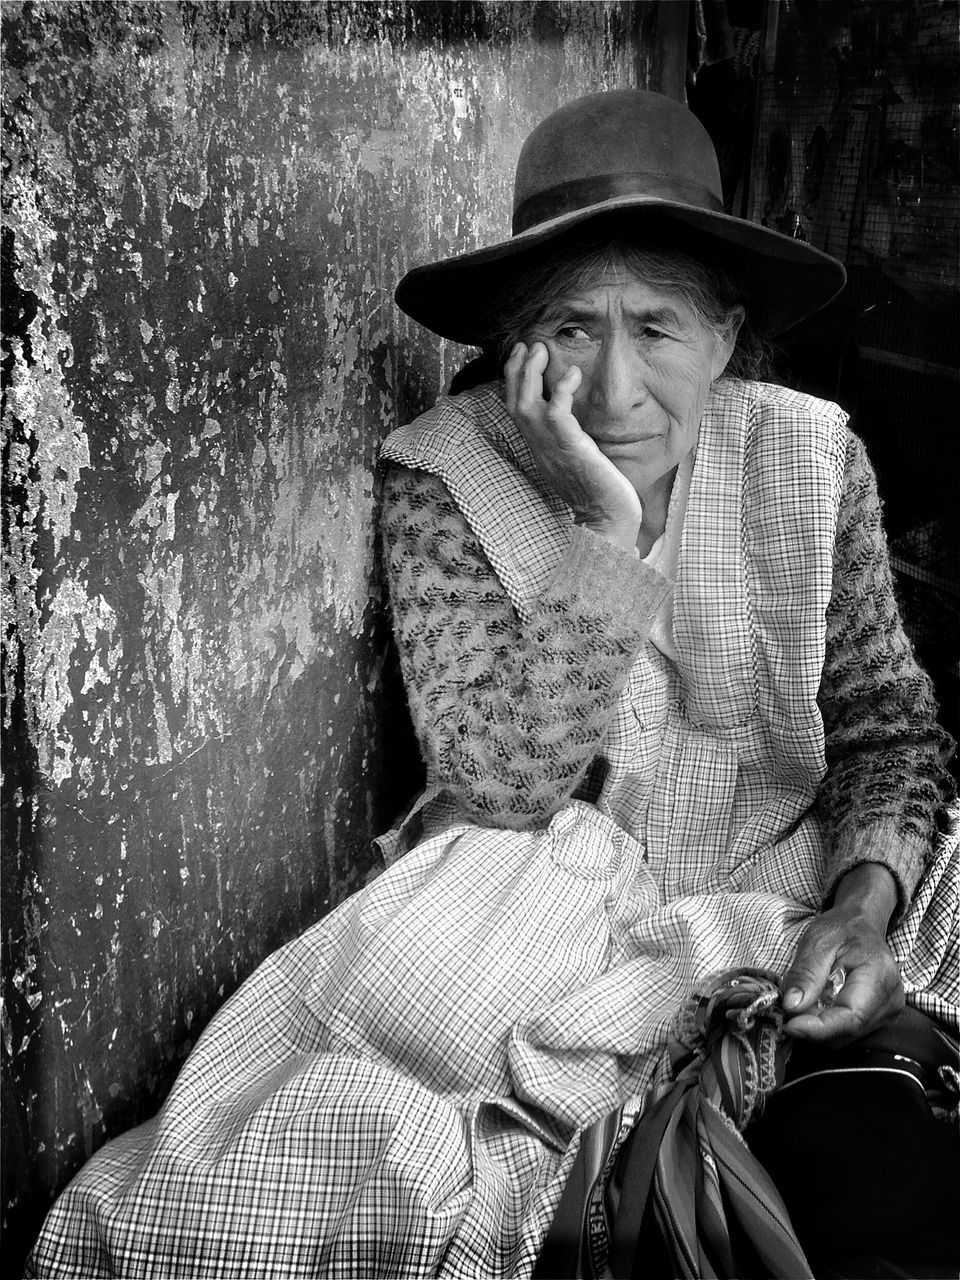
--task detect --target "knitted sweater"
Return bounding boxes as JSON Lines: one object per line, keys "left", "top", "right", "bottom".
{"left": 381, "top": 429, "right": 954, "bottom": 912}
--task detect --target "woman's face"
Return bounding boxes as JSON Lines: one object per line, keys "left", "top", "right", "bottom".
{"left": 523, "top": 269, "right": 740, "bottom": 497}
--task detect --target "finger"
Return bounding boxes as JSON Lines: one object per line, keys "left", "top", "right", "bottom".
{"left": 504, "top": 342, "right": 526, "bottom": 418}
{"left": 836, "top": 958, "right": 905, "bottom": 1027}
{"left": 786, "top": 964, "right": 903, "bottom": 1044}
{"left": 517, "top": 342, "right": 549, "bottom": 416}
{"left": 547, "top": 365, "right": 582, "bottom": 419}
{"left": 783, "top": 1003, "right": 866, "bottom": 1044}
{"left": 782, "top": 920, "right": 842, "bottom": 1015}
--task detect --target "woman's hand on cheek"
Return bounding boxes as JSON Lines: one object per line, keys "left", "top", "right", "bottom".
{"left": 504, "top": 342, "right": 643, "bottom": 551}
{"left": 781, "top": 865, "right": 904, "bottom": 1045}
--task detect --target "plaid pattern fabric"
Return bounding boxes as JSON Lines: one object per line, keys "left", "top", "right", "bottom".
{"left": 28, "top": 382, "right": 958, "bottom": 1279}
{"left": 606, "top": 380, "right": 846, "bottom": 891}
{"left": 384, "top": 379, "right": 845, "bottom": 884}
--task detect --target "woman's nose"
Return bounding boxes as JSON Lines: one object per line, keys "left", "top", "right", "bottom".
{"left": 586, "top": 335, "right": 644, "bottom": 420}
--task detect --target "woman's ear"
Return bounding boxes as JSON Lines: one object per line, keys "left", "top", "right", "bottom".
{"left": 711, "top": 306, "right": 745, "bottom": 380}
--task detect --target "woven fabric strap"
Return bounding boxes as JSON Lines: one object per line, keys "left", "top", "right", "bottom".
{"left": 609, "top": 968, "right": 813, "bottom": 1280}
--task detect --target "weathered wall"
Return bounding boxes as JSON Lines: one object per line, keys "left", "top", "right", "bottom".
{"left": 1, "top": 0, "right": 681, "bottom": 1266}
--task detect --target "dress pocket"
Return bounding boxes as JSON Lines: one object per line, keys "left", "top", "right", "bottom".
{"left": 657, "top": 727, "right": 739, "bottom": 899}
{"left": 547, "top": 802, "right": 631, "bottom": 880}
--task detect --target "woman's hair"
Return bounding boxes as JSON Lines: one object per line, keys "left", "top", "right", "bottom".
{"left": 480, "top": 226, "right": 774, "bottom": 382}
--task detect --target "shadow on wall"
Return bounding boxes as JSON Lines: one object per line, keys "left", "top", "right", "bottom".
{"left": 0, "top": 0, "right": 684, "bottom": 1269}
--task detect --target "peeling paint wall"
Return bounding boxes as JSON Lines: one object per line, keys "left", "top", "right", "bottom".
{"left": 1, "top": 0, "right": 679, "bottom": 1265}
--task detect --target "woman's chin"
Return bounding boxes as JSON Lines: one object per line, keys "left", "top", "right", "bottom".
{"left": 606, "top": 449, "right": 681, "bottom": 499}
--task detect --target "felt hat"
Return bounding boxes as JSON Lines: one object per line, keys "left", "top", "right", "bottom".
{"left": 395, "top": 89, "right": 846, "bottom": 345}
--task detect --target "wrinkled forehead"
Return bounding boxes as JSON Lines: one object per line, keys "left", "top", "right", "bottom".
{"left": 538, "top": 268, "right": 702, "bottom": 326}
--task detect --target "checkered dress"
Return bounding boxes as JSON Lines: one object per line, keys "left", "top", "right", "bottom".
{"left": 28, "top": 383, "right": 958, "bottom": 1279}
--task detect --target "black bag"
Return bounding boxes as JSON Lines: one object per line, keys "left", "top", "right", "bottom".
{"left": 746, "top": 1007, "right": 959, "bottom": 1280}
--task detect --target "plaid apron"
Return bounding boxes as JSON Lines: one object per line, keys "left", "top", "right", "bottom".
{"left": 28, "top": 382, "right": 958, "bottom": 1279}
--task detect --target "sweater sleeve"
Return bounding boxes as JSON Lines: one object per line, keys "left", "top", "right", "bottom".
{"left": 381, "top": 463, "right": 671, "bottom": 829}
{"left": 816, "top": 430, "right": 955, "bottom": 912}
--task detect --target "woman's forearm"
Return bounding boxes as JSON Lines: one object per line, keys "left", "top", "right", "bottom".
{"left": 817, "top": 432, "right": 955, "bottom": 910}
{"left": 382, "top": 465, "right": 669, "bottom": 828}
{"left": 830, "top": 861, "right": 898, "bottom": 932}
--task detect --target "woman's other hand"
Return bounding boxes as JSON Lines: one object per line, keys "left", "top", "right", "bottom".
{"left": 504, "top": 341, "right": 643, "bottom": 551}
{"left": 781, "top": 862, "right": 904, "bottom": 1045}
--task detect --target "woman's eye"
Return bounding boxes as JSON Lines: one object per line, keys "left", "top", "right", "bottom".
{"left": 555, "top": 325, "right": 592, "bottom": 342}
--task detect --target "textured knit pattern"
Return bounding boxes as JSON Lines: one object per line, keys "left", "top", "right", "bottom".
{"left": 381, "top": 425, "right": 953, "bottom": 907}
{"left": 816, "top": 432, "right": 955, "bottom": 900}
{"left": 381, "top": 477, "right": 668, "bottom": 830}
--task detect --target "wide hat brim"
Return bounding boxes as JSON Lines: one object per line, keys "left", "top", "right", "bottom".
{"left": 395, "top": 196, "right": 847, "bottom": 347}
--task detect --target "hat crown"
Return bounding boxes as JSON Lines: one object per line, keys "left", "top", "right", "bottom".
{"left": 512, "top": 89, "right": 723, "bottom": 233}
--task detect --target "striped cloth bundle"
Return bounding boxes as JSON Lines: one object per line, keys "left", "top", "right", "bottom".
{"left": 608, "top": 969, "right": 811, "bottom": 1280}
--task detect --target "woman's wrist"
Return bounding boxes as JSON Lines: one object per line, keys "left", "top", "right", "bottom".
{"left": 831, "top": 861, "right": 898, "bottom": 932}
{"left": 577, "top": 515, "right": 641, "bottom": 552}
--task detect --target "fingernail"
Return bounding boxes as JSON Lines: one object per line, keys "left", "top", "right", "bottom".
{"left": 784, "top": 988, "right": 804, "bottom": 1010}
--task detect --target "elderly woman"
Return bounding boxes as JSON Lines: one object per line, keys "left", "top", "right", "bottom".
{"left": 28, "top": 91, "right": 956, "bottom": 1280}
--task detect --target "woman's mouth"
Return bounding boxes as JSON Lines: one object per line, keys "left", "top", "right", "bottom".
{"left": 594, "top": 435, "right": 662, "bottom": 448}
